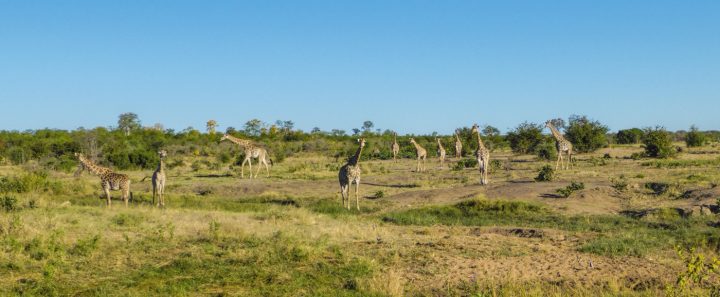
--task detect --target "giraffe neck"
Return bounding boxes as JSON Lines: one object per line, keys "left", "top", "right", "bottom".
{"left": 412, "top": 142, "right": 424, "bottom": 152}
{"left": 78, "top": 156, "right": 109, "bottom": 176}
{"left": 393, "top": 134, "right": 397, "bottom": 144}
{"left": 455, "top": 134, "right": 460, "bottom": 142}
{"left": 437, "top": 139, "right": 444, "bottom": 149}
{"left": 157, "top": 158, "right": 165, "bottom": 173}
{"left": 548, "top": 124, "right": 565, "bottom": 141}
{"left": 348, "top": 144, "right": 364, "bottom": 166}
{"left": 476, "top": 130, "right": 486, "bottom": 150}
{"left": 223, "top": 135, "right": 252, "bottom": 148}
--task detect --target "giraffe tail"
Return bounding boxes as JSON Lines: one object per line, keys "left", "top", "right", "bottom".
{"left": 269, "top": 158, "right": 274, "bottom": 166}
{"left": 140, "top": 176, "right": 151, "bottom": 182}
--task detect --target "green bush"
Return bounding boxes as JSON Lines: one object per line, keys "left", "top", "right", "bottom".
{"left": 556, "top": 182, "right": 585, "bottom": 198}
{"left": 535, "top": 140, "right": 557, "bottom": 161}
{"left": 7, "top": 147, "right": 27, "bottom": 165}
{"left": 506, "top": 122, "right": 544, "bottom": 154}
{"left": 616, "top": 128, "right": 644, "bottom": 144}
{"left": 642, "top": 127, "right": 676, "bottom": 158}
{"left": 645, "top": 182, "right": 670, "bottom": 195}
{"left": 685, "top": 125, "right": 706, "bottom": 148}
{"left": 452, "top": 158, "right": 478, "bottom": 170}
{"left": 535, "top": 165, "right": 555, "bottom": 182}
{"left": 69, "top": 234, "right": 101, "bottom": 256}
{"left": 564, "top": 115, "right": 609, "bottom": 153}
{"left": 611, "top": 175, "right": 629, "bottom": 192}
{"left": 1, "top": 195, "right": 18, "bottom": 211}
{"left": 0, "top": 171, "right": 61, "bottom": 194}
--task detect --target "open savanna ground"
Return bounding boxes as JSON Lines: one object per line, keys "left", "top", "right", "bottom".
{"left": 1, "top": 143, "right": 720, "bottom": 296}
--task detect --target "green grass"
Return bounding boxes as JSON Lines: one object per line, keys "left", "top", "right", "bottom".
{"left": 641, "top": 157, "right": 720, "bottom": 168}
{"left": 382, "top": 198, "right": 720, "bottom": 257}
{"left": 7, "top": 230, "right": 379, "bottom": 296}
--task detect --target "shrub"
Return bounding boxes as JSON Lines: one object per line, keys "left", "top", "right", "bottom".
{"left": 535, "top": 141, "right": 557, "bottom": 161}
{"left": 611, "top": 175, "right": 629, "bottom": 192}
{"left": 1, "top": 195, "right": 18, "bottom": 211}
{"left": 535, "top": 165, "right": 555, "bottom": 182}
{"left": 645, "top": 182, "right": 670, "bottom": 195}
{"left": 616, "top": 128, "right": 644, "bottom": 144}
{"left": 506, "top": 122, "right": 544, "bottom": 154}
{"left": 452, "top": 158, "right": 478, "bottom": 170}
{"left": 0, "top": 171, "right": 60, "bottom": 194}
{"left": 564, "top": 115, "right": 609, "bottom": 153}
{"left": 373, "top": 190, "right": 385, "bottom": 199}
{"left": 642, "top": 127, "right": 676, "bottom": 158}
{"left": 7, "top": 147, "right": 27, "bottom": 165}
{"left": 556, "top": 182, "right": 585, "bottom": 198}
{"left": 685, "top": 125, "right": 706, "bottom": 148}
{"left": 69, "top": 234, "right": 101, "bottom": 256}
{"left": 489, "top": 159, "right": 503, "bottom": 172}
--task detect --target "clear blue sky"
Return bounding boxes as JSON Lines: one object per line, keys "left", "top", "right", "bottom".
{"left": 1, "top": 1, "right": 718, "bottom": 134}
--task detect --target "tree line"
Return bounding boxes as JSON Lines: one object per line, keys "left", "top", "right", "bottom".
{"left": 0, "top": 113, "right": 716, "bottom": 171}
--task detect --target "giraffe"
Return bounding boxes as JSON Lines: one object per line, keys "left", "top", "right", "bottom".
{"left": 391, "top": 132, "right": 400, "bottom": 163}
{"left": 220, "top": 134, "right": 272, "bottom": 178}
{"left": 455, "top": 131, "right": 463, "bottom": 158}
{"left": 409, "top": 138, "right": 427, "bottom": 172}
{"left": 545, "top": 120, "right": 573, "bottom": 170}
{"left": 151, "top": 150, "right": 167, "bottom": 207}
{"left": 339, "top": 138, "right": 366, "bottom": 210}
{"left": 471, "top": 124, "right": 490, "bottom": 185}
{"left": 436, "top": 137, "right": 446, "bottom": 168}
{"left": 74, "top": 152, "right": 131, "bottom": 207}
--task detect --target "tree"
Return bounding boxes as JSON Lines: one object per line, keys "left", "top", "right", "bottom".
{"left": 282, "top": 120, "right": 294, "bottom": 132}
{"left": 481, "top": 125, "right": 505, "bottom": 151}
{"left": 206, "top": 120, "right": 217, "bottom": 135}
{"left": 275, "top": 120, "right": 294, "bottom": 132}
{"left": 548, "top": 118, "right": 566, "bottom": 131}
{"left": 643, "top": 127, "right": 675, "bottom": 158}
{"left": 506, "top": 122, "right": 544, "bottom": 154}
{"left": 330, "top": 129, "right": 346, "bottom": 137}
{"left": 362, "top": 121, "right": 374, "bottom": 133}
{"left": 351, "top": 128, "right": 361, "bottom": 136}
{"left": 564, "top": 115, "right": 609, "bottom": 153}
{"left": 244, "top": 119, "right": 265, "bottom": 136}
{"left": 482, "top": 125, "right": 500, "bottom": 137}
{"left": 117, "top": 112, "right": 141, "bottom": 136}
{"left": 311, "top": 127, "right": 322, "bottom": 134}
{"left": 685, "top": 125, "right": 706, "bottom": 148}
{"left": 616, "top": 128, "right": 643, "bottom": 144}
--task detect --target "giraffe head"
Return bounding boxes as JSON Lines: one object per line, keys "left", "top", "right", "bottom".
{"left": 158, "top": 150, "right": 168, "bottom": 158}
{"left": 471, "top": 124, "right": 480, "bottom": 134}
{"left": 357, "top": 138, "right": 366, "bottom": 148}
{"left": 74, "top": 152, "right": 85, "bottom": 160}
{"left": 220, "top": 134, "right": 231, "bottom": 142}
{"left": 409, "top": 138, "right": 417, "bottom": 145}
{"left": 544, "top": 120, "right": 554, "bottom": 129}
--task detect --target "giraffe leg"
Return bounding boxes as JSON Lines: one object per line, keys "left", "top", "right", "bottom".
{"left": 241, "top": 158, "right": 249, "bottom": 178}
{"left": 568, "top": 151, "right": 572, "bottom": 170}
{"left": 248, "top": 158, "right": 252, "bottom": 179}
{"left": 355, "top": 180, "right": 360, "bottom": 211}
{"left": 152, "top": 185, "right": 157, "bottom": 207}
{"left": 340, "top": 185, "right": 347, "bottom": 208}
{"left": 263, "top": 157, "right": 270, "bottom": 177}
{"left": 104, "top": 186, "right": 111, "bottom": 207}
